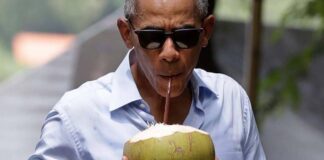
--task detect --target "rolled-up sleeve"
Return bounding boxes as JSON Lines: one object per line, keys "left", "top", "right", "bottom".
{"left": 29, "top": 109, "right": 81, "bottom": 160}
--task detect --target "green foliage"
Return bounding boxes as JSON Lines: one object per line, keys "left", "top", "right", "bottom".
{"left": 305, "top": 0, "right": 324, "bottom": 18}
{"left": 0, "top": 42, "right": 24, "bottom": 81}
{"left": 257, "top": 0, "right": 324, "bottom": 123}
{"left": 0, "top": 0, "right": 122, "bottom": 47}
{"left": 257, "top": 44, "right": 316, "bottom": 122}
{"left": 48, "top": 0, "right": 121, "bottom": 32}
{"left": 0, "top": 0, "right": 122, "bottom": 81}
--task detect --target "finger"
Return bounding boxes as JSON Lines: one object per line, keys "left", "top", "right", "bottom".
{"left": 122, "top": 156, "right": 128, "bottom": 160}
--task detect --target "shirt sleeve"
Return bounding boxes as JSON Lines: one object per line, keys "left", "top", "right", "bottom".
{"left": 242, "top": 91, "right": 267, "bottom": 160}
{"left": 28, "top": 109, "right": 81, "bottom": 160}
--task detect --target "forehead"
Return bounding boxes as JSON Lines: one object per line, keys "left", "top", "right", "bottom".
{"left": 134, "top": 0, "right": 200, "bottom": 28}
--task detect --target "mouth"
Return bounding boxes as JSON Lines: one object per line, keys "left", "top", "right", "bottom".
{"left": 159, "top": 73, "right": 182, "bottom": 79}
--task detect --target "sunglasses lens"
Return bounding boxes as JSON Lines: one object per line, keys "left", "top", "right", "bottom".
{"left": 136, "top": 30, "right": 165, "bottom": 49}
{"left": 174, "top": 29, "right": 202, "bottom": 49}
{"left": 134, "top": 28, "right": 202, "bottom": 49}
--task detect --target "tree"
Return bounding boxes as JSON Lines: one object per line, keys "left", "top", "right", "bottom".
{"left": 256, "top": 0, "right": 324, "bottom": 123}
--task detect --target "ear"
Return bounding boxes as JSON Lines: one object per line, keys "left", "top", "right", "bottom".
{"left": 117, "top": 18, "right": 134, "bottom": 49}
{"left": 201, "top": 15, "right": 215, "bottom": 47}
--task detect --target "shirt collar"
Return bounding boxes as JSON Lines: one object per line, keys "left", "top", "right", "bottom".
{"left": 191, "top": 69, "right": 219, "bottom": 110}
{"left": 108, "top": 49, "right": 218, "bottom": 111}
{"left": 109, "top": 49, "right": 142, "bottom": 111}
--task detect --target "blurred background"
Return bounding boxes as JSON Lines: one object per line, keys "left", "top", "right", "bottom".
{"left": 0, "top": 0, "right": 323, "bottom": 159}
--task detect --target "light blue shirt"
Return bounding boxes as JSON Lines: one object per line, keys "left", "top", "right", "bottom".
{"left": 29, "top": 50, "right": 266, "bottom": 160}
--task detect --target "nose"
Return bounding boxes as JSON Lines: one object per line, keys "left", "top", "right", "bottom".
{"left": 159, "top": 37, "right": 180, "bottom": 63}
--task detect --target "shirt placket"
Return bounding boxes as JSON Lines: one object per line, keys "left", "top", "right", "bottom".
{"left": 134, "top": 100, "right": 156, "bottom": 126}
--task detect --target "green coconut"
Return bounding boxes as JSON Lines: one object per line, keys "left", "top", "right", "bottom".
{"left": 123, "top": 124, "right": 215, "bottom": 160}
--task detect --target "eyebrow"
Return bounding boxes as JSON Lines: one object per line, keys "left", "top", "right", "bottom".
{"left": 180, "top": 24, "right": 196, "bottom": 29}
{"left": 141, "top": 24, "right": 196, "bottom": 30}
{"left": 141, "top": 26, "right": 164, "bottom": 30}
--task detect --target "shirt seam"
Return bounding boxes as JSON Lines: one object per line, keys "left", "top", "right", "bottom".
{"left": 242, "top": 89, "right": 260, "bottom": 153}
{"left": 57, "top": 107, "right": 84, "bottom": 159}
{"left": 242, "top": 89, "right": 249, "bottom": 148}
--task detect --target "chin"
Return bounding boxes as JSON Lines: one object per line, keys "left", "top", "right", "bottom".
{"left": 152, "top": 75, "right": 189, "bottom": 98}
{"left": 162, "top": 83, "right": 187, "bottom": 98}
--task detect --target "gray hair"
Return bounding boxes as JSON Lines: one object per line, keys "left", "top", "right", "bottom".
{"left": 124, "top": 0, "right": 209, "bottom": 20}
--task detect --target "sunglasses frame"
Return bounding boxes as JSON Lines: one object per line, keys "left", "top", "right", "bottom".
{"left": 127, "top": 20, "right": 204, "bottom": 50}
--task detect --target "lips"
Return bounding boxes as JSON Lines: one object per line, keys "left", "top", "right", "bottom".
{"left": 159, "top": 73, "right": 182, "bottom": 79}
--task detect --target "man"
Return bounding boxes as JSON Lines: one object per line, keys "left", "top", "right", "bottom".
{"left": 29, "top": 0, "right": 266, "bottom": 159}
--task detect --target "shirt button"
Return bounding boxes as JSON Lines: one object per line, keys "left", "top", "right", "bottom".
{"left": 139, "top": 103, "right": 146, "bottom": 109}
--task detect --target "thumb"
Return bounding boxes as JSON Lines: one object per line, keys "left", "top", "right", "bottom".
{"left": 122, "top": 156, "right": 128, "bottom": 160}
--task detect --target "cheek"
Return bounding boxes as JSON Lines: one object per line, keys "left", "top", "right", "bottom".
{"left": 192, "top": 53, "right": 201, "bottom": 66}
{"left": 139, "top": 57, "right": 154, "bottom": 75}
{"left": 136, "top": 52, "right": 158, "bottom": 82}
{"left": 183, "top": 49, "right": 201, "bottom": 69}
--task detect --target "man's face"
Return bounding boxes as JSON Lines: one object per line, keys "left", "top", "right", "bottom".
{"left": 128, "top": 0, "right": 210, "bottom": 98}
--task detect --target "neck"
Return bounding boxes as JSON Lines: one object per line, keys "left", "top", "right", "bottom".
{"left": 131, "top": 61, "right": 192, "bottom": 124}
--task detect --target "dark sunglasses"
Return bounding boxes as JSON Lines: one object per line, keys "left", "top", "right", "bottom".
{"left": 128, "top": 21, "right": 203, "bottom": 49}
